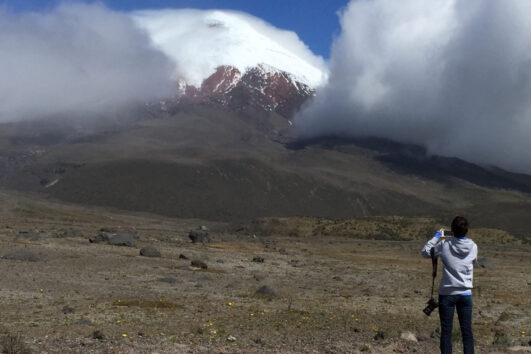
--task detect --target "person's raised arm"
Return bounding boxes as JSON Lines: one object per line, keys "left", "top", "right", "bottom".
{"left": 421, "top": 229, "right": 443, "bottom": 258}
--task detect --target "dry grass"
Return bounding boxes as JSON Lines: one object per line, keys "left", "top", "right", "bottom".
{"left": 0, "top": 330, "right": 32, "bottom": 354}
{"left": 112, "top": 298, "right": 182, "bottom": 309}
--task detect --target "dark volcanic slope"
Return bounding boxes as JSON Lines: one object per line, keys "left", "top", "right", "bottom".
{"left": 2, "top": 105, "right": 531, "bottom": 236}
{"left": 48, "top": 158, "right": 432, "bottom": 220}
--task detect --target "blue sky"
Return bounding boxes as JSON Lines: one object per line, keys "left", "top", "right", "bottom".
{"left": 1, "top": 0, "right": 350, "bottom": 58}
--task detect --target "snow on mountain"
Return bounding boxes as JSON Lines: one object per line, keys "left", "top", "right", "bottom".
{"left": 132, "top": 9, "right": 328, "bottom": 88}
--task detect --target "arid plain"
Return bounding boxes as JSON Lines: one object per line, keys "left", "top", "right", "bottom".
{"left": 1, "top": 191, "right": 529, "bottom": 353}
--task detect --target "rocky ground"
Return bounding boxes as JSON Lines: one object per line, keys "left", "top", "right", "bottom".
{"left": 0, "top": 192, "right": 530, "bottom": 353}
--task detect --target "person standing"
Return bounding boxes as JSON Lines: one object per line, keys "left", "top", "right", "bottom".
{"left": 422, "top": 216, "right": 477, "bottom": 354}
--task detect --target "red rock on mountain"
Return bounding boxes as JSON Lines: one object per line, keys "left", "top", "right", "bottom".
{"left": 176, "top": 64, "right": 315, "bottom": 118}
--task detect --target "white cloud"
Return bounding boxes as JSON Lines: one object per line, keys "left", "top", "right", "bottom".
{"left": 132, "top": 9, "right": 327, "bottom": 87}
{"left": 0, "top": 3, "right": 175, "bottom": 122}
{"left": 296, "top": 0, "right": 531, "bottom": 173}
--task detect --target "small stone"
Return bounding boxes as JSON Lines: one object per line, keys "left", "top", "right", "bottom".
{"left": 16, "top": 231, "right": 42, "bottom": 241}
{"left": 62, "top": 306, "right": 75, "bottom": 314}
{"left": 373, "top": 331, "right": 386, "bottom": 340}
{"left": 158, "top": 277, "right": 178, "bottom": 284}
{"left": 430, "top": 328, "right": 441, "bottom": 339}
{"left": 179, "top": 254, "right": 189, "bottom": 260}
{"left": 252, "top": 256, "right": 264, "bottom": 263}
{"left": 400, "top": 331, "right": 418, "bottom": 342}
{"left": 254, "top": 285, "right": 277, "bottom": 298}
{"left": 3, "top": 250, "right": 44, "bottom": 262}
{"left": 493, "top": 330, "right": 511, "bottom": 346}
{"left": 92, "top": 330, "right": 105, "bottom": 340}
{"left": 216, "top": 259, "right": 224, "bottom": 263}
{"left": 474, "top": 258, "right": 494, "bottom": 269}
{"left": 54, "top": 228, "right": 81, "bottom": 238}
{"left": 200, "top": 225, "right": 208, "bottom": 231}
{"left": 227, "top": 335, "right": 236, "bottom": 342}
{"left": 332, "top": 276, "right": 343, "bottom": 281}
{"left": 191, "top": 260, "right": 208, "bottom": 269}
{"left": 88, "top": 233, "right": 109, "bottom": 243}
{"left": 139, "top": 246, "right": 161, "bottom": 257}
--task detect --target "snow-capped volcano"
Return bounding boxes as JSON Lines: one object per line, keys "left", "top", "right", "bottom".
{"left": 132, "top": 9, "right": 328, "bottom": 88}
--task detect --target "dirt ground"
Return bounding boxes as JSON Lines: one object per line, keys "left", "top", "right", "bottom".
{"left": 0, "top": 192, "right": 530, "bottom": 353}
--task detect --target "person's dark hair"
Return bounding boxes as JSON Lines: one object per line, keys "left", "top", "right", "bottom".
{"left": 451, "top": 216, "right": 469, "bottom": 237}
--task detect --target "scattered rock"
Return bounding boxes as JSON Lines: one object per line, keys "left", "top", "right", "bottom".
{"left": 253, "top": 273, "right": 264, "bottom": 282}
{"left": 373, "top": 331, "right": 386, "bottom": 340}
{"left": 189, "top": 229, "right": 209, "bottom": 243}
{"left": 252, "top": 256, "right": 265, "bottom": 263}
{"left": 493, "top": 330, "right": 511, "bottom": 346}
{"left": 254, "top": 285, "right": 277, "bottom": 298}
{"left": 179, "top": 254, "right": 189, "bottom": 260}
{"left": 332, "top": 276, "right": 343, "bottom": 281}
{"left": 508, "top": 346, "right": 531, "bottom": 352}
{"left": 16, "top": 231, "right": 42, "bottom": 241}
{"left": 62, "top": 306, "right": 75, "bottom": 314}
{"left": 400, "top": 331, "right": 418, "bottom": 342}
{"left": 139, "top": 246, "right": 161, "bottom": 257}
{"left": 417, "top": 335, "right": 429, "bottom": 342}
{"left": 92, "top": 330, "right": 105, "bottom": 340}
{"left": 200, "top": 225, "right": 208, "bottom": 231}
{"left": 227, "top": 335, "right": 236, "bottom": 342}
{"left": 158, "top": 277, "right": 178, "bottom": 284}
{"left": 3, "top": 250, "right": 44, "bottom": 262}
{"left": 474, "top": 258, "right": 494, "bottom": 269}
{"left": 53, "top": 228, "right": 81, "bottom": 238}
{"left": 216, "top": 259, "right": 224, "bottom": 263}
{"left": 88, "top": 233, "right": 110, "bottom": 244}
{"left": 430, "top": 328, "right": 441, "bottom": 339}
{"left": 107, "top": 234, "right": 135, "bottom": 247}
{"left": 89, "top": 232, "right": 135, "bottom": 247}
{"left": 191, "top": 260, "right": 208, "bottom": 269}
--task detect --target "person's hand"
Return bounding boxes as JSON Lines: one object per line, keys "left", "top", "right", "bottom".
{"left": 434, "top": 229, "right": 443, "bottom": 239}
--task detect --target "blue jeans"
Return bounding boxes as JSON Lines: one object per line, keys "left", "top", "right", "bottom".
{"left": 439, "top": 294, "right": 474, "bottom": 354}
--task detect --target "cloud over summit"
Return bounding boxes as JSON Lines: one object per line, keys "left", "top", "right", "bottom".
{"left": 296, "top": 0, "right": 531, "bottom": 174}
{"left": 0, "top": 3, "right": 175, "bottom": 122}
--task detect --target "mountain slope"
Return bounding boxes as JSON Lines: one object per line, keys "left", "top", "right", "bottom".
{"left": 3, "top": 105, "right": 531, "bottom": 237}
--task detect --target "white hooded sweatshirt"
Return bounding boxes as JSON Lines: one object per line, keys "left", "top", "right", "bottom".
{"left": 422, "top": 236, "right": 478, "bottom": 295}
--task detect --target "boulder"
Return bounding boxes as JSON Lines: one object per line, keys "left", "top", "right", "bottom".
{"left": 107, "top": 234, "right": 135, "bottom": 247}
{"left": 139, "top": 246, "right": 161, "bottom": 257}
{"left": 3, "top": 250, "right": 44, "bottom": 262}
{"left": 189, "top": 229, "right": 209, "bottom": 243}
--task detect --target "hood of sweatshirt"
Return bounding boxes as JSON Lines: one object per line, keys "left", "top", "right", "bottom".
{"left": 447, "top": 237, "right": 476, "bottom": 257}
